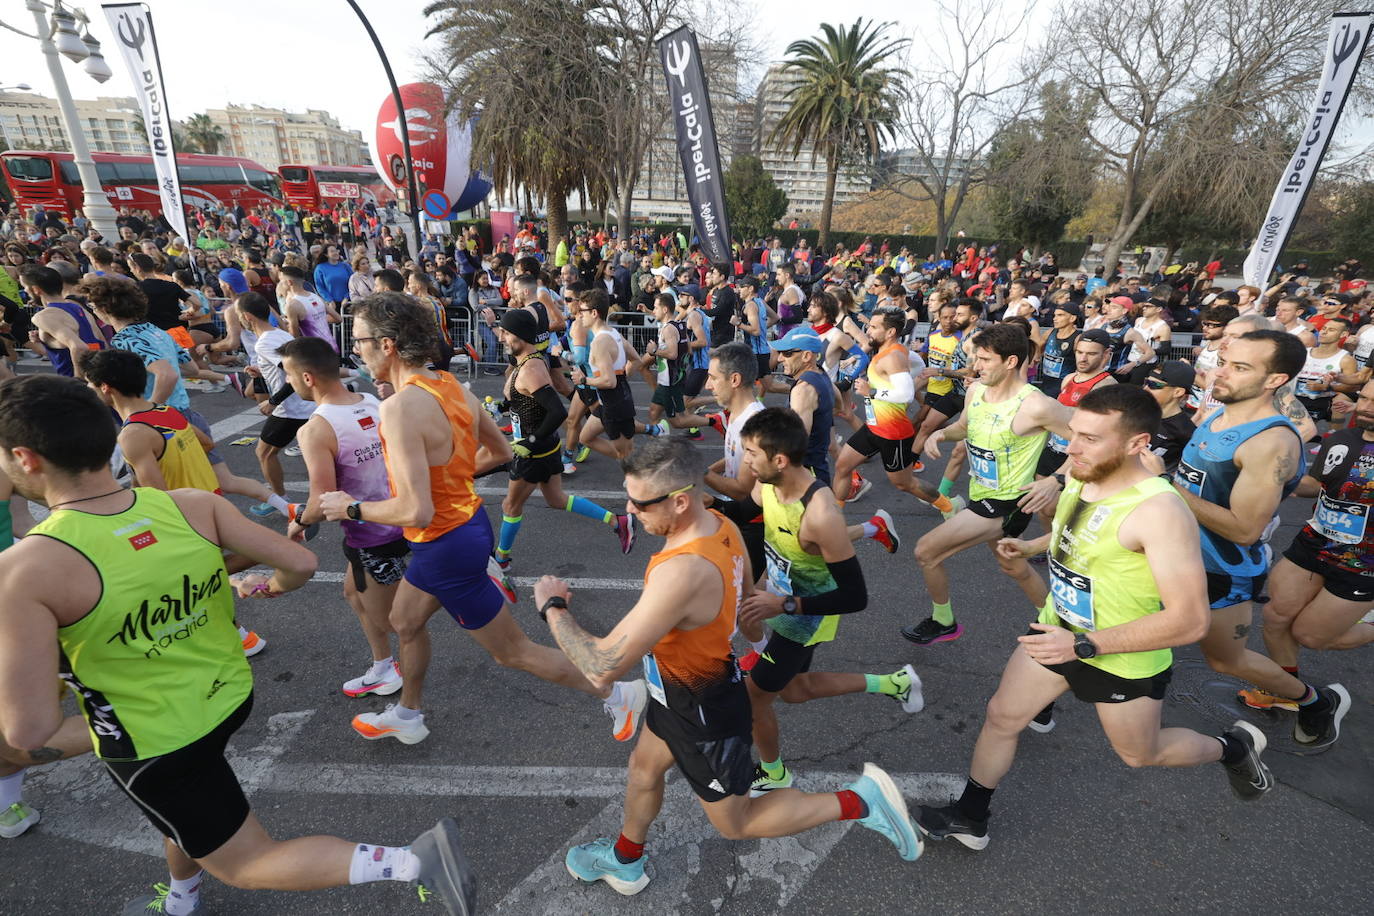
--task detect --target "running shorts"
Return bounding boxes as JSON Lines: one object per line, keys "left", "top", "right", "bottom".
{"left": 1296, "top": 395, "right": 1333, "bottom": 422}
{"left": 749, "top": 631, "right": 816, "bottom": 694}
{"left": 967, "top": 496, "right": 1033, "bottom": 538}
{"left": 755, "top": 353, "right": 772, "bottom": 382}
{"left": 683, "top": 367, "right": 709, "bottom": 398}
{"left": 167, "top": 326, "right": 196, "bottom": 350}
{"left": 846, "top": 426, "right": 918, "bottom": 473}
{"left": 342, "top": 537, "right": 410, "bottom": 592}
{"left": 575, "top": 384, "right": 599, "bottom": 407}
{"left": 645, "top": 687, "right": 753, "bottom": 803}
{"left": 1206, "top": 570, "right": 1268, "bottom": 610}
{"left": 510, "top": 447, "right": 564, "bottom": 484}
{"left": 923, "top": 390, "right": 965, "bottom": 418}
{"left": 652, "top": 383, "right": 686, "bottom": 418}
{"left": 405, "top": 512, "right": 505, "bottom": 629}
{"left": 1282, "top": 534, "right": 1374, "bottom": 603}
{"left": 1035, "top": 442, "right": 1065, "bottom": 479}
{"left": 1038, "top": 656, "right": 1172, "bottom": 704}
{"left": 593, "top": 405, "right": 637, "bottom": 441}
{"left": 260, "top": 414, "right": 310, "bottom": 449}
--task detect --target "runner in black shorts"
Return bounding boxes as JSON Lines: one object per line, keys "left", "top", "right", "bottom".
{"left": 574, "top": 289, "right": 662, "bottom": 461}
{"left": 642, "top": 292, "right": 717, "bottom": 434}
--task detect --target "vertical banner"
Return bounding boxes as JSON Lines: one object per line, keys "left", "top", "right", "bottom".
{"left": 658, "top": 26, "right": 733, "bottom": 264}
{"left": 101, "top": 3, "right": 188, "bottom": 242}
{"left": 1244, "top": 12, "right": 1373, "bottom": 290}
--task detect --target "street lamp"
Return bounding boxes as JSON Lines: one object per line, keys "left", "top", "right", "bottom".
{"left": 0, "top": 1, "right": 121, "bottom": 240}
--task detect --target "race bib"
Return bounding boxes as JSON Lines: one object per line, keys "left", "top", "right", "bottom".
{"left": 1174, "top": 459, "right": 1206, "bottom": 495}
{"left": 1049, "top": 557, "right": 1096, "bottom": 631}
{"left": 1042, "top": 352, "right": 1063, "bottom": 379}
{"left": 1312, "top": 492, "right": 1369, "bottom": 545}
{"left": 642, "top": 654, "right": 667, "bottom": 706}
{"left": 1048, "top": 432, "right": 1068, "bottom": 454}
{"left": 764, "top": 540, "right": 792, "bottom": 597}
{"left": 510, "top": 413, "right": 523, "bottom": 441}
{"left": 863, "top": 396, "right": 876, "bottom": 426}
{"left": 968, "top": 443, "right": 999, "bottom": 489}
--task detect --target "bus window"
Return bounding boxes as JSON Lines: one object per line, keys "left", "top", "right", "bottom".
{"left": 5, "top": 156, "right": 53, "bottom": 181}
{"left": 279, "top": 166, "right": 310, "bottom": 183}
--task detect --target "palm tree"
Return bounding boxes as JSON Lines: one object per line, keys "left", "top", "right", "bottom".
{"left": 184, "top": 113, "right": 226, "bottom": 155}
{"left": 769, "top": 19, "right": 908, "bottom": 249}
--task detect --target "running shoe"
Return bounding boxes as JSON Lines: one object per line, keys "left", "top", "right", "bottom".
{"left": 911, "top": 459, "right": 925, "bottom": 473}
{"left": 1027, "top": 704, "right": 1056, "bottom": 733}
{"left": 562, "top": 450, "right": 577, "bottom": 475}
{"left": 615, "top": 514, "right": 636, "bottom": 555}
{"left": 654, "top": 419, "right": 670, "bottom": 437}
{"left": 901, "top": 618, "right": 963, "bottom": 646}
{"left": 891, "top": 664, "right": 924, "bottom": 714}
{"left": 749, "top": 764, "right": 794, "bottom": 797}
{"left": 283, "top": 445, "right": 302, "bottom": 458}
{"left": 847, "top": 762, "right": 922, "bottom": 861}
{"left": 491, "top": 551, "right": 512, "bottom": 573}
{"left": 738, "top": 649, "right": 761, "bottom": 672}
{"left": 487, "top": 555, "right": 518, "bottom": 605}
{"left": 575, "top": 445, "right": 591, "bottom": 463}
{"left": 605, "top": 679, "right": 647, "bottom": 742}
{"left": 121, "top": 883, "right": 201, "bottom": 914}
{"left": 352, "top": 704, "right": 430, "bottom": 744}
{"left": 869, "top": 509, "right": 900, "bottom": 554}
{"left": 686, "top": 427, "right": 704, "bottom": 440}
{"left": 850, "top": 472, "right": 873, "bottom": 502}
{"left": 240, "top": 629, "right": 267, "bottom": 657}
{"left": 0, "top": 801, "right": 39, "bottom": 839}
{"left": 706, "top": 413, "right": 727, "bottom": 437}
{"left": 248, "top": 502, "right": 277, "bottom": 518}
{"left": 410, "top": 817, "right": 477, "bottom": 915}
{"left": 342, "top": 661, "right": 403, "bottom": 698}
{"left": 1293, "top": 683, "right": 1351, "bottom": 750}
{"left": 915, "top": 803, "right": 990, "bottom": 850}
{"left": 940, "top": 495, "right": 966, "bottom": 520}
{"left": 1220, "top": 720, "right": 1272, "bottom": 800}
{"left": 565, "top": 837, "right": 650, "bottom": 896}
{"left": 1236, "top": 687, "right": 1298, "bottom": 712}
{"left": 226, "top": 371, "right": 250, "bottom": 398}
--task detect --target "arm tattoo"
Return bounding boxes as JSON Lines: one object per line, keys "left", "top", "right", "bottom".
{"left": 1278, "top": 390, "right": 1307, "bottom": 422}
{"left": 26, "top": 746, "right": 62, "bottom": 764}
{"left": 1273, "top": 448, "right": 1296, "bottom": 486}
{"left": 548, "top": 610, "right": 628, "bottom": 682}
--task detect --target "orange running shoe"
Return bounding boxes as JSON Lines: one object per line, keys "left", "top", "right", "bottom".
{"left": 1237, "top": 688, "right": 1298, "bottom": 712}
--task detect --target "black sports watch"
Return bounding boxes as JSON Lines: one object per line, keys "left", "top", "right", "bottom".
{"left": 539, "top": 596, "right": 568, "bottom": 622}
{"left": 1073, "top": 634, "right": 1098, "bottom": 659}
{"left": 781, "top": 596, "right": 800, "bottom": 615}
{"left": 345, "top": 501, "right": 362, "bottom": 521}
{"left": 1053, "top": 473, "right": 1066, "bottom": 488}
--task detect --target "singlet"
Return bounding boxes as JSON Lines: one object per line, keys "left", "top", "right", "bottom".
{"left": 1128, "top": 317, "right": 1169, "bottom": 365}
{"left": 640, "top": 511, "right": 749, "bottom": 738}
{"left": 41, "top": 300, "right": 106, "bottom": 377}
{"left": 1048, "top": 371, "right": 1112, "bottom": 453}
{"left": 528, "top": 300, "right": 552, "bottom": 351}
{"left": 1187, "top": 343, "right": 1222, "bottom": 410}
{"left": 777, "top": 284, "right": 806, "bottom": 330}
{"left": 505, "top": 353, "right": 561, "bottom": 457}
{"left": 684, "top": 309, "right": 710, "bottom": 370}
{"left": 381, "top": 372, "right": 482, "bottom": 542}
{"left": 1295, "top": 428, "right": 1374, "bottom": 577}
{"left": 292, "top": 292, "right": 339, "bottom": 352}
{"left": 724, "top": 400, "right": 766, "bottom": 480}
{"left": 924, "top": 330, "right": 962, "bottom": 396}
{"left": 743, "top": 297, "right": 770, "bottom": 355}
{"left": 966, "top": 383, "right": 1048, "bottom": 501}
{"left": 798, "top": 369, "right": 834, "bottom": 480}
{"left": 592, "top": 327, "right": 635, "bottom": 417}
{"left": 864, "top": 342, "right": 917, "bottom": 439}
{"left": 1104, "top": 320, "right": 1132, "bottom": 372}
{"left": 1040, "top": 328, "right": 1080, "bottom": 382}
{"left": 36, "top": 488, "right": 249, "bottom": 761}
{"left": 314, "top": 394, "right": 403, "bottom": 548}
{"left": 1174, "top": 411, "right": 1303, "bottom": 578}
{"left": 1295, "top": 347, "right": 1346, "bottom": 400}
{"left": 1037, "top": 475, "right": 1176, "bottom": 679}
{"left": 762, "top": 480, "right": 840, "bottom": 647}
{"left": 656, "top": 319, "right": 687, "bottom": 387}
{"left": 124, "top": 405, "right": 219, "bottom": 493}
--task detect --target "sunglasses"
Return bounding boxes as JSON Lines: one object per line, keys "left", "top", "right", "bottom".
{"left": 1144, "top": 377, "right": 1172, "bottom": 390}
{"left": 1201, "top": 321, "right": 1223, "bottom": 327}
{"left": 627, "top": 482, "right": 695, "bottom": 509}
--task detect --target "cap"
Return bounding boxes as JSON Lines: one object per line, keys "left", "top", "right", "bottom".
{"left": 768, "top": 326, "right": 826, "bottom": 354}
{"left": 1109, "top": 295, "right": 1135, "bottom": 309}
{"left": 1079, "top": 328, "right": 1114, "bottom": 349}
{"left": 499, "top": 307, "right": 540, "bottom": 344}
{"left": 1053, "top": 302, "right": 1082, "bottom": 318}
{"left": 1148, "top": 360, "right": 1195, "bottom": 390}
{"left": 736, "top": 274, "right": 759, "bottom": 290}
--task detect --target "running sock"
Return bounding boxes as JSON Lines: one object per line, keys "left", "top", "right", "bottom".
{"left": 932, "top": 495, "right": 954, "bottom": 514}
{"left": 162, "top": 871, "right": 202, "bottom": 916}
{"left": 1297, "top": 684, "right": 1330, "bottom": 710}
{"left": 1281, "top": 665, "right": 1299, "bottom": 676}
{"left": 266, "top": 493, "right": 290, "bottom": 516}
{"left": 835, "top": 789, "right": 868, "bottom": 821}
{"left": 861, "top": 521, "right": 879, "bottom": 538}
{"left": 749, "top": 638, "right": 769, "bottom": 655}
{"left": 348, "top": 844, "right": 421, "bottom": 884}
{"left": 864, "top": 672, "right": 902, "bottom": 696}
{"left": 367, "top": 657, "right": 393, "bottom": 680}
{"left": 566, "top": 495, "right": 614, "bottom": 525}
{"left": 956, "top": 778, "right": 995, "bottom": 821}
{"left": 392, "top": 705, "right": 421, "bottom": 721}
{"left": 1216, "top": 733, "right": 1247, "bottom": 765}
{"left": 761, "top": 758, "right": 786, "bottom": 780}
{"left": 0, "top": 770, "right": 24, "bottom": 808}
{"left": 938, "top": 478, "right": 955, "bottom": 497}
{"left": 497, "top": 514, "right": 523, "bottom": 554}
{"left": 613, "top": 833, "right": 645, "bottom": 864}
{"left": 932, "top": 600, "right": 955, "bottom": 627}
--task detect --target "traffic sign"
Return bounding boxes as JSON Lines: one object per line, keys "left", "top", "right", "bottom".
{"left": 422, "top": 189, "right": 451, "bottom": 219}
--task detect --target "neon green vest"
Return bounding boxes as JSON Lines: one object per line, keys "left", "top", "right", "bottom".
{"left": 1037, "top": 475, "right": 1175, "bottom": 679}
{"left": 762, "top": 481, "right": 840, "bottom": 646}
{"left": 966, "top": 383, "right": 1048, "bottom": 501}
{"left": 37, "top": 488, "right": 250, "bottom": 760}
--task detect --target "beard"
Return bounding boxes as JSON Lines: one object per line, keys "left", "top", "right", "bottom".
{"left": 1356, "top": 413, "right": 1374, "bottom": 431}
{"left": 1211, "top": 377, "right": 1264, "bottom": 405}
{"left": 754, "top": 463, "right": 785, "bottom": 486}
{"left": 1071, "top": 451, "right": 1126, "bottom": 484}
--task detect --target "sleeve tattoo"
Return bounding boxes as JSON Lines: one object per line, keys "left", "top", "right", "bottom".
{"left": 548, "top": 611, "right": 628, "bottom": 681}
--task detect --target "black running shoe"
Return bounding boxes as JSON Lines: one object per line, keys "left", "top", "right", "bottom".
{"left": 410, "top": 817, "right": 476, "bottom": 916}
{"left": 1220, "top": 720, "right": 1272, "bottom": 801}
{"left": 901, "top": 618, "right": 964, "bottom": 645}
{"left": 1293, "top": 684, "right": 1350, "bottom": 751}
{"left": 1028, "top": 703, "right": 1056, "bottom": 734}
{"left": 914, "top": 803, "right": 989, "bottom": 850}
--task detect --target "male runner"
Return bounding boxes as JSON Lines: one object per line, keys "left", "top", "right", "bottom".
{"left": 912, "top": 301, "right": 965, "bottom": 455}
{"left": 1035, "top": 302, "right": 1081, "bottom": 398}
{"left": 321, "top": 292, "right": 646, "bottom": 744}
{"left": 916, "top": 385, "right": 1275, "bottom": 851}
{"left": 0, "top": 374, "right": 475, "bottom": 916}
{"left": 575, "top": 289, "right": 663, "bottom": 461}
{"left": 1153, "top": 329, "right": 1348, "bottom": 748}
{"left": 513, "top": 261, "right": 573, "bottom": 398}
{"left": 238, "top": 293, "right": 316, "bottom": 516}
{"left": 492, "top": 307, "right": 634, "bottom": 567}
{"left": 678, "top": 286, "right": 717, "bottom": 421}
{"left": 908, "top": 323, "right": 1073, "bottom": 645}
{"left": 20, "top": 264, "right": 106, "bottom": 379}
{"left": 1144, "top": 360, "right": 1198, "bottom": 476}
{"left": 1186, "top": 304, "right": 1239, "bottom": 414}
{"left": 1033, "top": 328, "right": 1116, "bottom": 482}
{"left": 278, "top": 264, "right": 341, "bottom": 350}
{"left": 531, "top": 438, "right": 922, "bottom": 896}
{"left": 642, "top": 292, "right": 717, "bottom": 434}
{"left": 1293, "top": 316, "right": 1358, "bottom": 426}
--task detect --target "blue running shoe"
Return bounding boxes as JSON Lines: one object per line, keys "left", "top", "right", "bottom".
{"left": 248, "top": 502, "right": 277, "bottom": 518}
{"left": 565, "top": 837, "right": 649, "bottom": 896}
{"left": 847, "top": 762, "right": 923, "bottom": 861}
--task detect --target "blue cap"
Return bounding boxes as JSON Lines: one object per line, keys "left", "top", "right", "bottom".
{"left": 217, "top": 266, "right": 248, "bottom": 294}
{"left": 769, "top": 326, "right": 826, "bottom": 354}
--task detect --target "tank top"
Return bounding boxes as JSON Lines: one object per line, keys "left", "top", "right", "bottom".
{"left": 864, "top": 342, "right": 917, "bottom": 439}
{"left": 1037, "top": 475, "right": 1176, "bottom": 679}
{"left": 924, "top": 330, "right": 962, "bottom": 396}
{"left": 124, "top": 405, "right": 220, "bottom": 493}
{"left": 529, "top": 300, "right": 552, "bottom": 350}
{"left": 314, "top": 393, "right": 403, "bottom": 548}
{"left": 1295, "top": 347, "right": 1346, "bottom": 400}
{"left": 966, "top": 383, "right": 1049, "bottom": 501}
{"left": 1104, "top": 320, "right": 1132, "bottom": 371}
{"left": 1128, "top": 317, "right": 1169, "bottom": 365}
{"left": 504, "top": 353, "right": 561, "bottom": 456}
{"left": 42, "top": 300, "right": 107, "bottom": 377}
{"left": 685, "top": 309, "right": 710, "bottom": 370}
{"left": 1187, "top": 343, "right": 1222, "bottom": 410}
{"left": 762, "top": 480, "right": 840, "bottom": 647}
{"left": 656, "top": 319, "right": 687, "bottom": 387}
{"left": 592, "top": 327, "right": 634, "bottom": 416}
{"left": 292, "top": 292, "right": 339, "bottom": 352}
{"left": 724, "top": 400, "right": 765, "bottom": 479}
{"left": 36, "top": 488, "right": 250, "bottom": 761}
{"left": 382, "top": 372, "right": 482, "bottom": 542}
{"left": 1040, "top": 328, "right": 1080, "bottom": 381}
{"left": 1298, "top": 427, "right": 1374, "bottom": 576}
{"left": 1048, "top": 371, "right": 1112, "bottom": 453}
{"left": 1174, "top": 411, "right": 1303, "bottom": 577}
{"left": 744, "top": 297, "right": 770, "bottom": 354}
{"left": 777, "top": 284, "right": 806, "bottom": 330}
{"left": 798, "top": 369, "right": 834, "bottom": 480}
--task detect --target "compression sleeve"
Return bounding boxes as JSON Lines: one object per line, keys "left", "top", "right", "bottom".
{"left": 875, "top": 370, "right": 915, "bottom": 403}
{"left": 791, "top": 555, "right": 867, "bottom": 615}
{"left": 528, "top": 385, "right": 568, "bottom": 443}
{"left": 268, "top": 381, "right": 297, "bottom": 407}
{"left": 715, "top": 494, "right": 763, "bottom": 525}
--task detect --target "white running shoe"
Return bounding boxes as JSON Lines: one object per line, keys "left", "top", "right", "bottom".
{"left": 894, "top": 664, "right": 924, "bottom": 714}
{"left": 606, "top": 680, "right": 647, "bottom": 742}
{"left": 342, "top": 661, "right": 403, "bottom": 698}
{"left": 940, "top": 495, "right": 966, "bottom": 520}
{"left": 352, "top": 704, "right": 430, "bottom": 744}
{"left": 283, "top": 445, "right": 303, "bottom": 457}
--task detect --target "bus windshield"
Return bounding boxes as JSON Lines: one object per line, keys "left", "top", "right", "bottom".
{"left": 279, "top": 166, "right": 310, "bottom": 183}
{"left": 4, "top": 156, "right": 54, "bottom": 182}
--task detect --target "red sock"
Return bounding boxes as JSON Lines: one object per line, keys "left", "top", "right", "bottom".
{"left": 1282, "top": 666, "right": 1299, "bottom": 676}
{"left": 835, "top": 789, "right": 866, "bottom": 821}
{"left": 613, "top": 833, "right": 644, "bottom": 863}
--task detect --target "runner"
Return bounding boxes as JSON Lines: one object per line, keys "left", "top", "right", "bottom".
{"left": 559, "top": 280, "right": 595, "bottom": 473}
{"left": 1185, "top": 304, "right": 1238, "bottom": 414}
{"left": 278, "top": 264, "right": 341, "bottom": 351}
{"left": 1293, "top": 316, "right": 1359, "bottom": 427}
{"left": 916, "top": 385, "right": 1275, "bottom": 851}
{"left": 1144, "top": 360, "right": 1198, "bottom": 476}
{"left": 733, "top": 275, "right": 774, "bottom": 384}
{"left": 513, "top": 261, "right": 573, "bottom": 398}
{"left": 20, "top": 264, "right": 106, "bottom": 379}
{"left": 679, "top": 286, "right": 718, "bottom": 419}
{"left": 912, "top": 301, "right": 965, "bottom": 456}
{"left": 1155, "top": 329, "right": 1348, "bottom": 749}
{"left": 321, "top": 292, "right": 646, "bottom": 745}
{"left": 531, "top": 438, "right": 921, "bottom": 896}
{"left": 491, "top": 307, "right": 635, "bottom": 568}
{"left": 641, "top": 292, "right": 719, "bottom": 434}
{"left": 574, "top": 288, "right": 664, "bottom": 461}
{"left": 0, "top": 374, "right": 476, "bottom": 916}
{"left": 907, "top": 323, "right": 1073, "bottom": 645}
{"left": 1035, "top": 302, "right": 1081, "bottom": 398}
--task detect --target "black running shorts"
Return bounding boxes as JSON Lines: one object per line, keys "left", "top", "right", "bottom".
{"left": 646, "top": 692, "right": 753, "bottom": 803}
{"left": 1283, "top": 533, "right": 1374, "bottom": 603}
{"left": 342, "top": 537, "right": 410, "bottom": 592}
{"left": 1038, "top": 655, "right": 1172, "bottom": 704}
{"left": 749, "top": 631, "right": 816, "bottom": 694}
{"left": 968, "top": 496, "right": 1032, "bottom": 537}
{"left": 846, "top": 426, "right": 918, "bottom": 473}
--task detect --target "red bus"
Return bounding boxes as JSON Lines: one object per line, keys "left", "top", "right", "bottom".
{"left": 277, "top": 163, "right": 394, "bottom": 210}
{"left": 0, "top": 150, "right": 281, "bottom": 221}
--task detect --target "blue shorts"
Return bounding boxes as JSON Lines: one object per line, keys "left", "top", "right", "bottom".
{"left": 405, "top": 512, "right": 505, "bottom": 629}
{"left": 1206, "top": 570, "right": 1268, "bottom": 610}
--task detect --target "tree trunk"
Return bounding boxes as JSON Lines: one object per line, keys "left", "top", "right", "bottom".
{"left": 617, "top": 185, "right": 634, "bottom": 239}
{"left": 933, "top": 206, "right": 949, "bottom": 254}
{"left": 1162, "top": 243, "right": 1178, "bottom": 271}
{"left": 546, "top": 182, "right": 569, "bottom": 255}
{"left": 818, "top": 149, "right": 839, "bottom": 251}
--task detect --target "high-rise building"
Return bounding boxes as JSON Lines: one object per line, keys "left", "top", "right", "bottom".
{"left": 205, "top": 104, "right": 367, "bottom": 171}
{"left": 0, "top": 91, "right": 148, "bottom": 154}
{"left": 877, "top": 148, "right": 980, "bottom": 189}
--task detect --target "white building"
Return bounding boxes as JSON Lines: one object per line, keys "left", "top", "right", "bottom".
{"left": 205, "top": 104, "right": 367, "bottom": 171}
{"left": 0, "top": 90, "right": 147, "bottom": 153}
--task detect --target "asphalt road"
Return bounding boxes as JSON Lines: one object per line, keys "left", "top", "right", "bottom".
{"left": 5, "top": 368, "right": 1372, "bottom": 915}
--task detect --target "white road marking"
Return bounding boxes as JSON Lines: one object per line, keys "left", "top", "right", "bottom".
{"left": 210, "top": 404, "right": 268, "bottom": 441}
{"left": 281, "top": 479, "right": 629, "bottom": 500}
{"left": 296, "top": 570, "right": 641, "bottom": 590}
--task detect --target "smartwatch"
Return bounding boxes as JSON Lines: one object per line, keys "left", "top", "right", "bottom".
{"left": 539, "top": 596, "right": 568, "bottom": 622}
{"left": 293, "top": 502, "right": 307, "bottom": 525}
{"left": 345, "top": 501, "right": 362, "bottom": 521}
{"left": 1073, "top": 634, "right": 1098, "bottom": 659}
{"left": 781, "top": 596, "right": 800, "bottom": 615}
{"left": 1053, "top": 473, "right": 1066, "bottom": 488}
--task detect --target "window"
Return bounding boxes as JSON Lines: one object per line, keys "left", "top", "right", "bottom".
{"left": 279, "top": 166, "right": 310, "bottom": 183}
{"left": 4, "top": 155, "right": 53, "bottom": 181}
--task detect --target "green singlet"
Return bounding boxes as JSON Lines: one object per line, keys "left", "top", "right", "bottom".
{"left": 33, "top": 487, "right": 250, "bottom": 761}
{"left": 762, "top": 480, "right": 840, "bottom": 647}
{"left": 1037, "top": 475, "right": 1175, "bottom": 679}
{"left": 965, "top": 383, "right": 1048, "bottom": 502}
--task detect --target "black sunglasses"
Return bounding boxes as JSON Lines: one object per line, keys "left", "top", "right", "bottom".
{"left": 627, "top": 483, "right": 695, "bottom": 509}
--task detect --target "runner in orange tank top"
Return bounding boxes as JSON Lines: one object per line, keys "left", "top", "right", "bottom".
{"left": 533, "top": 437, "right": 923, "bottom": 896}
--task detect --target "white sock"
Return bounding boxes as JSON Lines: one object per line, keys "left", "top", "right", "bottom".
{"left": 749, "top": 638, "right": 768, "bottom": 655}
{"left": 266, "top": 493, "right": 290, "bottom": 515}
{"left": 348, "top": 844, "right": 420, "bottom": 884}
{"left": 0, "top": 771, "right": 24, "bottom": 808}
{"left": 862, "top": 521, "right": 879, "bottom": 538}
{"left": 393, "top": 704, "right": 420, "bottom": 721}
{"left": 368, "top": 657, "right": 393, "bottom": 680}
{"left": 163, "top": 870, "right": 203, "bottom": 916}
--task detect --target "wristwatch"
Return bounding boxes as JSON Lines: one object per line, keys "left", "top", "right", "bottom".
{"left": 345, "top": 501, "right": 362, "bottom": 521}
{"left": 1073, "top": 634, "right": 1098, "bottom": 659}
{"left": 781, "top": 596, "right": 800, "bottom": 615}
{"left": 539, "top": 596, "right": 568, "bottom": 622}
{"left": 1053, "top": 473, "right": 1066, "bottom": 488}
